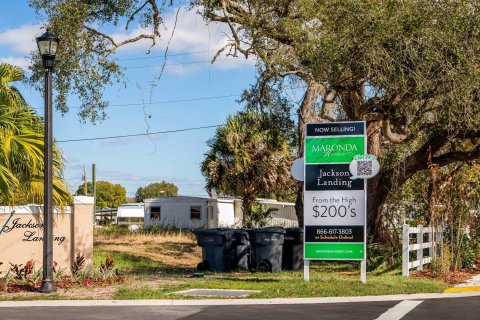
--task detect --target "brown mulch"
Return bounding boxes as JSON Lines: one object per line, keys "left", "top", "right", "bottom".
{"left": 410, "top": 269, "right": 477, "bottom": 285}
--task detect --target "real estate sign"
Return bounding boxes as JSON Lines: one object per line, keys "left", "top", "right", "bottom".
{"left": 304, "top": 122, "right": 367, "bottom": 260}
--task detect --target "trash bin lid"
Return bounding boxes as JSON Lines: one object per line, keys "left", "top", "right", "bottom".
{"left": 249, "top": 227, "right": 286, "bottom": 234}
{"left": 193, "top": 228, "right": 233, "bottom": 239}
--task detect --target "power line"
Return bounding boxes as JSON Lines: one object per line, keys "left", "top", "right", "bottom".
{"left": 56, "top": 112, "right": 298, "bottom": 143}
{"left": 67, "top": 178, "right": 204, "bottom": 184}
{"left": 56, "top": 124, "right": 220, "bottom": 143}
{"left": 69, "top": 93, "right": 240, "bottom": 109}
{"left": 118, "top": 49, "right": 218, "bottom": 61}
{"left": 13, "top": 55, "right": 248, "bottom": 71}
{"left": 124, "top": 56, "right": 244, "bottom": 70}
{"left": 30, "top": 93, "right": 240, "bottom": 113}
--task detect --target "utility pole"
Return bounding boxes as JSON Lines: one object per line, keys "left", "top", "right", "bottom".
{"left": 82, "top": 165, "right": 87, "bottom": 195}
{"left": 92, "top": 164, "right": 96, "bottom": 225}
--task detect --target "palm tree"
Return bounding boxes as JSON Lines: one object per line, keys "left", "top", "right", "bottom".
{"left": 201, "top": 111, "right": 294, "bottom": 226}
{"left": 0, "top": 63, "right": 70, "bottom": 205}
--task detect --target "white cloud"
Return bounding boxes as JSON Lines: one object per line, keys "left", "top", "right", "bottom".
{"left": 0, "top": 56, "right": 30, "bottom": 70}
{"left": 112, "top": 7, "right": 228, "bottom": 54}
{"left": 112, "top": 7, "right": 256, "bottom": 74}
{"left": 0, "top": 24, "right": 42, "bottom": 54}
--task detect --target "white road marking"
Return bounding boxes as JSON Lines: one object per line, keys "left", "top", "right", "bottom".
{"left": 375, "top": 300, "right": 423, "bottom": 320}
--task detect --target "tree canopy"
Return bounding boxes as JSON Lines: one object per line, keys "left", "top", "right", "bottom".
{"left": 198, "top": 0, "right": 480, "bottom": 240}
{"left": 134, "top": 181, "right": 178, "bottom": 202}
{"left": 75, "top": 180, "right": 126, "bottom": 208}
{"left": 201, "top": 110, "right": 295, "bottom": 224}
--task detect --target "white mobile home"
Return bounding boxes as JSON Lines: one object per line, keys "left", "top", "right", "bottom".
{"left": 144, "top": 196, "right": 298, "bottom": 229}
{"left": 116, "top": 203, "right": 145, "bottom": 226}
{"left": 144, "top": 196, "right": 238, "bottom": 229}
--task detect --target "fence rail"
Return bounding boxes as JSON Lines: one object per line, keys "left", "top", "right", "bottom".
{"left": 402, "top": 224, "right": 443, "bottom": 276}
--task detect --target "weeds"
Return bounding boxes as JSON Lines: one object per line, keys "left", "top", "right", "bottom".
{"left": 72, "top": 253, "right": 86, "bottom": 275}
{"left": 9, "top": 260, "right": 34, "bottom": 280}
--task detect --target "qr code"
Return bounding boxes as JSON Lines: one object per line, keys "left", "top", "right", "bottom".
{"left": 357, "top": 160, "right": 372, "bottom": 175}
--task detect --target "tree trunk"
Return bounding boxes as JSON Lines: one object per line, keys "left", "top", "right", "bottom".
{"left": 294, "top": 182, "right": 304, "bottom": 227}
{"left": 294, "top": 81, "right": 322, "bottom": 226}
{"left": 242, "top": 195, "right": 255, "bottom": 227}
{"left": 366, "top": 115, "right": 390, "bottom": 243}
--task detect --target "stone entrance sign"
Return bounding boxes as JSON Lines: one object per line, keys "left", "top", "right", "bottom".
{"left": 0, "top": 196, "right": 94, "bottom": 274}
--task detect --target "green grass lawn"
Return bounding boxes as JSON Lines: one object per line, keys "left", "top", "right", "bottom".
{"left": 112, "top": 264, "right": 447, "bottom": 300}
{"left": 93, "top": 233, "right": 448, "bottom": 300}
{"left": 0, "top": 231, "right": 449, "bottom": 300}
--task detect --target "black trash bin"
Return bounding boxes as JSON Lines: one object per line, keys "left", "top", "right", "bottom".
{"left": 248, "top": 227, "right": 286, "bottom": 272}
{"left": 193, "top": 228, "right": 233, "bottom": 272}
{"left": 230, "top": 229, "right": 250, "bottom": 270}
{"left": 282, "top": 227, "right": 304, "bottom": 270}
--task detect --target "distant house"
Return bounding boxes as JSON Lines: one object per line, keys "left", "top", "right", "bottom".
{"left": 256, "top": 198, "right": 298, "bottom": 227}
{"left": 143, "top": 196, "right": 237, "bottom": 229}
{"left": 143, "top": 196, "right": 298, "bottom": 229}
{"left": 116, "top": 203, "right": 145, "bottom": 226}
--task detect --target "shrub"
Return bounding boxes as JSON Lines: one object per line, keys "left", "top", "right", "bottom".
{"left": 367, "top": 238, "right": 401, "bottom": 272}
{"left": 430, "top": 242, "right": 452, "bottom": 275}
{"left": 246, "top": 204, "right": 278, "bottom": 228}
{"left": 460, "top": 238, "right": 476, "bottom": 269}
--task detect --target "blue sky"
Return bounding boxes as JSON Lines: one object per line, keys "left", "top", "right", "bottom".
{"left": 0, "top": 2, "right": 261, "bottom": 199}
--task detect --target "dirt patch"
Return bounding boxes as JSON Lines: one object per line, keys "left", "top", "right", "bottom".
{"left": 95, "top": 233, "right": 202, "bottom": 269}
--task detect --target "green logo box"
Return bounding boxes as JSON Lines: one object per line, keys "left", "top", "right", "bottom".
{"left": 304, "top": 243, "right": 365, "bottom": 260}
{"left": 305, "top": 137, "right": 365, "bottom": 164}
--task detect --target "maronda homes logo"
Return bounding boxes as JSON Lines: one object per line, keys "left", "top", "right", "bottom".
{"left": 305, "top": 136, "right": 365, "bottom": 164}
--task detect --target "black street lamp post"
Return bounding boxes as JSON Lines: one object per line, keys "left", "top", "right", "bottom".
{"left": 36, "top": 29, "right": 59, "bottom": 294}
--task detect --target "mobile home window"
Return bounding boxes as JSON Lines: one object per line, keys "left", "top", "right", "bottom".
{"left": 150, "top": 206, "right": 161, "bottom": 220}
{"left": 190, "top": 206, "right": 201, "bottom": 220}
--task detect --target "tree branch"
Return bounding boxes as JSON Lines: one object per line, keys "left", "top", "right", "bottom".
{"left": 125, "top": 0, "right": 149, "bottom": 31}
{"left": 433, "top": 145, "right": 480, "bottom": 167}
{"left": 382, "top": 118, "right": 408, "bottom": 144}
{"left": 383, "top": 132, "right": 449, "bottom": 188}
{"left": 84, "top": 0, "right": 162, "bottom": 54}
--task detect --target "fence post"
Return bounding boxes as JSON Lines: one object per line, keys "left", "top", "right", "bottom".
{"left": 437, "top": 226, "right": 443, "bottom": 257}
{"left": 417, "top": 224, "right": 423, "bottom": 271}
{"left": 402, "top": 224, "right": 409, "bottom": 276}
{"left": 428, "top": 226, "right": 433, "bottom": 259}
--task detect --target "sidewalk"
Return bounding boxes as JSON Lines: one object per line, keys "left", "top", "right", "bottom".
{"left": 0, "top": 291, "right": 479, "bottom": 308}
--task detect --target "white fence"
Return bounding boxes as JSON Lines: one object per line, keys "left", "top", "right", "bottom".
{"left": 402, "top": 224, "right": 443, "bottom": 276}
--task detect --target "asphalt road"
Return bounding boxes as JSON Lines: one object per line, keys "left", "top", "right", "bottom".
{"left": 0, "top": 297, "right": 478, "bottom": 320}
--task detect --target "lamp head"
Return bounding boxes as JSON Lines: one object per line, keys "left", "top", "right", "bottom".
{"left": 36, "top": 29, "right": 59, "bottom": 69}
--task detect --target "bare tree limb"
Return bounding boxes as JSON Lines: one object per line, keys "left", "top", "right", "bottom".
{"left": 382, "top": 118, "right": 408, "bottom": 144}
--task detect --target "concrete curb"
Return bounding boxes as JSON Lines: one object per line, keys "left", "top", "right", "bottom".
{"left": 444, "top": 286, "right": 480, "bottom": 293}
{"left": 0, "top": 291, "right": 479, "bottom": 308}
